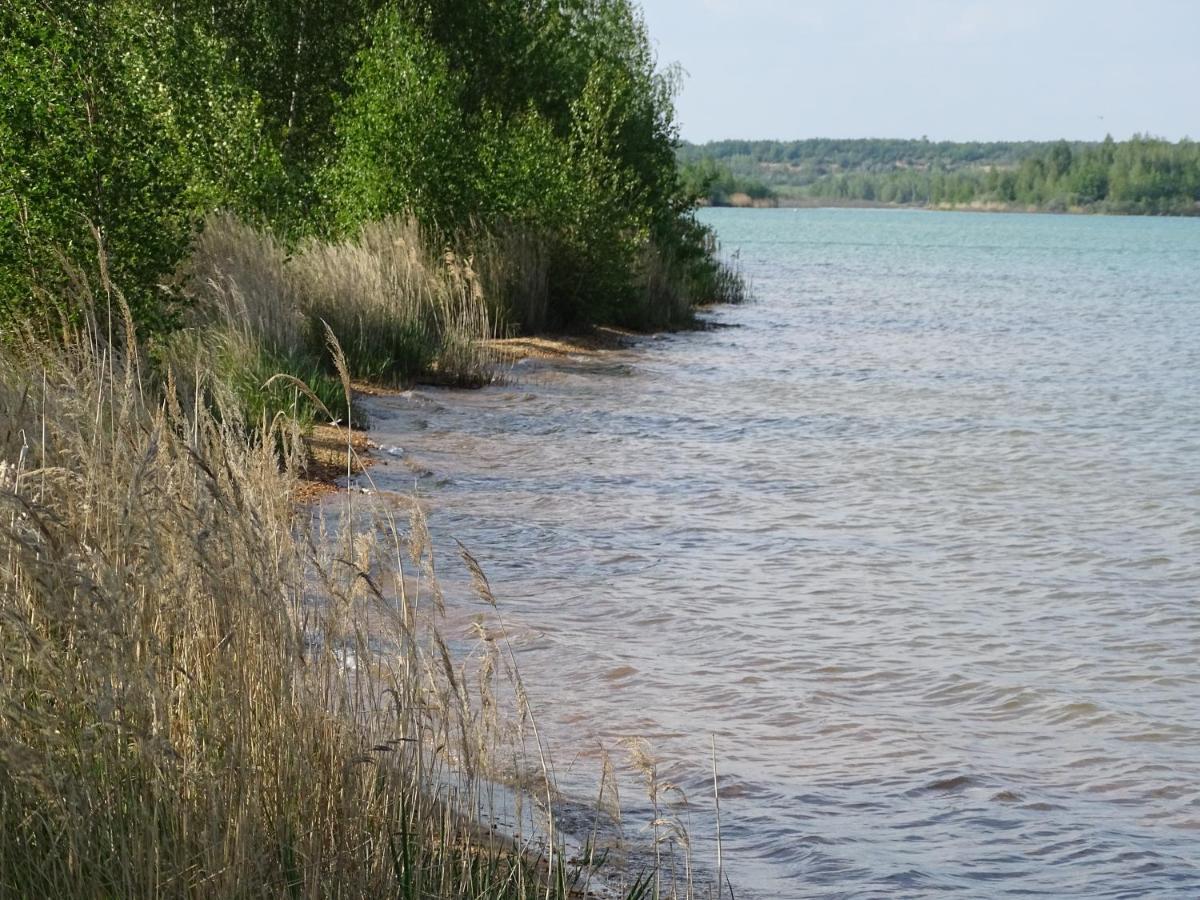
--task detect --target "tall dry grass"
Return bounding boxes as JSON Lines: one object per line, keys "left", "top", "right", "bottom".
{"left": 0, "top": 269, "right": 715, "bottom": 896}
{"left": 0, "top": 264, "right": 720, "bottom": 897}
{"left": 184, "top": 213, "right": 498, "bottom": 390}
{"left": 470, "top": 226, "right": 552, "bottom": 335}
{"left": 183, "top": 212, "right": 306, "bottom": 353}
{"left": 177, "top": 213, "right": 747, "bottom": 415}
{"left": 0, "top": 215, "right": 735, "bottom": 894}
{"left": 294, "top": 217, "right": 497, "bottom": 386}
{"left": 168, "top": 214, "right": 354, "bottom": 430}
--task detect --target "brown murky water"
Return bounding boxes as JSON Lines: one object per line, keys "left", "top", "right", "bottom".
{"left": 360, "top": 209, "right": 1200, "bottom": 897}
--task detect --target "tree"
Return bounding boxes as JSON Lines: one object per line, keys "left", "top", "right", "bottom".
{"left": 0, "top": 1, "right": 276, "bottom": 330}
{"left": 1048, "top": 139, "right": 1073, "bottom": 180}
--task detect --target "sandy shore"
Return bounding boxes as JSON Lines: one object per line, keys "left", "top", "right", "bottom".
{"left": 295, "top": 422, "right": 376, "bottom": 503}
{"left": 485, "top": 325, "right": 637, "bottom": 361}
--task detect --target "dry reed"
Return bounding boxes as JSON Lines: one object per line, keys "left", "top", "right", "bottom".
{"left": 0, "top": 210, "right": 740, "bottom": 895}
{"left": 183, "top": 213, "right": 499, "bottom": 389}
{"left": 0, "top": 269, "right": 703, "bottom": 897}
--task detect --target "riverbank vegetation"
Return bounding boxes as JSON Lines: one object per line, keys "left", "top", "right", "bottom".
{"left": 2, "top": 0, "right": 744, "bottom": 392}
{"left": 0, "top": 0, "right": 732, "bottom": 896}
{"left": 680, "top": 135, "right": 1200, "bottom": 215}
{"left": 1, "top": 298, "right": 693, "bottom": 897}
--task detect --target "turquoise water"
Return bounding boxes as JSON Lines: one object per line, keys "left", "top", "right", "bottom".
{"left": 365, "top": 208, "right": 1200, "bottom": 897}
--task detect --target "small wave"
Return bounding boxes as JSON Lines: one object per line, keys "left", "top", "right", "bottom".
{"left": 910, "top": 774, "right": 974, "bottom": 795}
{"left": 602, "top": 665, "right": 638, "bottom": 681}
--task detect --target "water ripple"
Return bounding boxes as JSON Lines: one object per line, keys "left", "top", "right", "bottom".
{"left": 362, "top": 209, "right": 1200, "bottom": 897}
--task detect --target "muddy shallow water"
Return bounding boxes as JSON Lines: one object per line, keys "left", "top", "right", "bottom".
{"left": 359, "top": 208, "right": 1200, "bottom": 897}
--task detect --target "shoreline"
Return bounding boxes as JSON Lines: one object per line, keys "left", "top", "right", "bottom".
{"left": 295, "top": 422, "right": 376, "bottom": 503}
{"left": 324, "top": 340, "right": 716, "bottom": 900}
{"left": 486, "top": 325, "right": 638, "bottom": 361}
{"left": 713, "top": 197, "right": 1200, "bottom": 217}
{"left": 296, "top": 327, "right": 638, "bottom": 501}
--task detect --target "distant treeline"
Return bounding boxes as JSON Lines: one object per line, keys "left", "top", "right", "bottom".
{"left": 679, "top": 137, "right": 1200, "bottom": 215}
{"left": 679, "top": 137, "right": 1050, "bottom": 172}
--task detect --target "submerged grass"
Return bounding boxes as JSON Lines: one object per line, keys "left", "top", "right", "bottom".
{"left": 0, "top": 266, "right": 718, "bottom": 896}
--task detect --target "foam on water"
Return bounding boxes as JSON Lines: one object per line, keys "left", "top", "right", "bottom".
{"left": 361, "top": 209, "right": 1200, "bottom": 897}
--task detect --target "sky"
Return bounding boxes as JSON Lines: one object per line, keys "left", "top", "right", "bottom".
{"left": 637, "top": 0, "right": 1200, "bottom": 143}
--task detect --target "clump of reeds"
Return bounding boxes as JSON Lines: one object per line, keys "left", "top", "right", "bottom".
{"left": 635, "top": 243, "right": 697, "bottom": 330}
{"left": 470, "top": 224, "right": 552, "bottom": 335}
{"left": 704, "top": 245, "right": 750, "bottom": 308}
{"left": 183, "top": 212, "right": 499, "bottom": 392}
{"left": 176, "top": 211, "right": 748, "bottom": 421}
{"left": 311, "top": 216, "right": 500, "bottom": 386}
{"left": 167, "top": 212, "right": 355, "bottom": 430}
{"left": 617, "top": 234, "right": 749, "bottom": 332}
{"left": 185, "top": 210, "right": 306, "bottom": 352}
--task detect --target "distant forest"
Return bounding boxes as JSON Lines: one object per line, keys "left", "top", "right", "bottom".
{"left": 679, "top": 137, "right": 1200, "bottom": 215}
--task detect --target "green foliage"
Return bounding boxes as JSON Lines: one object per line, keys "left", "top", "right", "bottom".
{"left": 324, "top": 0, "right": 737, "bottom": 330}
{"left": 0, "top": 1, "right": 281, "bottom": 331}
{"left": 3, "top": 0, "right": 742, "bottom": 344}
{"left": 160, "top": 326, "right": 357, "bottom": 432}
{"left": 229, "top": 341, "right": 356, "bottom": 430}
{"left": 678, "top": 137, "right": 1051, "bottom": 181}
{"left": 181, "top": 0, "right": 384, "bottom": 201}
{"left": 0, "top": 5, "right": 742, "bottom": 892}
{"left": 324, "top": 11, "right": 474, "bottom": 230}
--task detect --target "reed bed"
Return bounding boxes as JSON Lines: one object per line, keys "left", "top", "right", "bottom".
{"left": 290, "top": 217, "right": 497, "bottom": 387}
{"left": 0, "top": 269, "right": 715, "bottom": 896}
{"left": 182, "top": 212, "right": 500, "bottom": 399}
{"left": 177, "top": 212, "right": 747, "bottom": 424}
{"left": 469, "top": 226, "right": 552, "bottom": 335}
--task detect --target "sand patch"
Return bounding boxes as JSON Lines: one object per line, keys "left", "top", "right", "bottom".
{"left": 486, "top": 326, "right": 636, "bottom": 362}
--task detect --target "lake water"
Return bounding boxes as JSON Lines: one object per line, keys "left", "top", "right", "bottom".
{"left": 362, "top": 208, "right": 1200, "bottom": 897}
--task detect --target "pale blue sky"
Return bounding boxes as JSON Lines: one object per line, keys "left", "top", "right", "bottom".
{"left": 638, "top": 0, "right": 1199, "bottom": 143}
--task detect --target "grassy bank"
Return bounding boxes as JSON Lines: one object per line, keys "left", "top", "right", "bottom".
{"left": 0, "top": 275, "right": 712, "bottom": 896}
{"left": 175, "top": 213, "right": 498, "bottom": 410}
{"left": 1, "top": 2, "right": 741, "bottom": 891}
{"left": 167, "top": 211, "right": 743, "bottom": 437}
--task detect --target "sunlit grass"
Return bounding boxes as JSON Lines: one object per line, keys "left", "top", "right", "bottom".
{"left": 0, "top": 273, "right": 712, "bottom": 897}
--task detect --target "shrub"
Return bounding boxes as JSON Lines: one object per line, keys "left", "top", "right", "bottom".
{"left": 0, "top": 2, "right": 280, "bottom": 333}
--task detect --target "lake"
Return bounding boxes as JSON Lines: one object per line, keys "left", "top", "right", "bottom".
{"left": 361, "top": 208, "right": 1200, "bottom": 897}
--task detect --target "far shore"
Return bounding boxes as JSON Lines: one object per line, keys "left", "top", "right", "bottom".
{"left": 706, "top": 196, "right": 1200, "bottom": 217}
